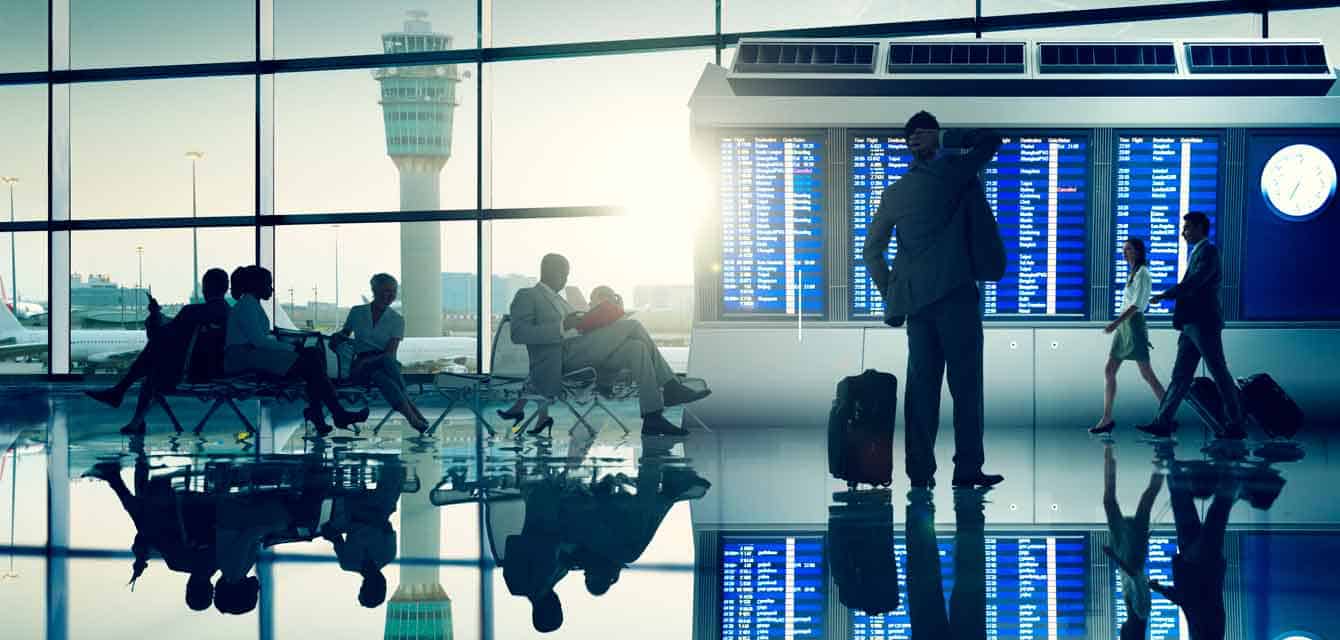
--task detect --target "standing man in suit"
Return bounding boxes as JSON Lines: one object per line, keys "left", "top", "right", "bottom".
{"left": 509, "top": 253, "right": 710, "bottom": 436}
{"left": 864, "top": 110, "right": 1005, "bottom": 489}
{"left": 1137, "top": 212, "right": 1245, "bottom": 439}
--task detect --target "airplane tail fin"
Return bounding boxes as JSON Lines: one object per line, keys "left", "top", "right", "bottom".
{"left": 0, "top": 289, "right": 22, "bottom": 335}
{"left": 274, "top": 301, "right": 299, "bottom": 330}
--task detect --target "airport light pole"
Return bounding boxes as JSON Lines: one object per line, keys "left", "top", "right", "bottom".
{"left": 312, "top": 285, "right": 319, "bottom": 329}
{"left": 2, "top": 177, "right": 17, "bottom": 309}
{"left": 136, "top": 245, "right": 144, "bottom": 320}
{"left": 333, "top": 224, "right": 340, "bottom": 320}
{"left": 288, "top": 287, "right": 295, "bottom": 320}
{"left": 185, "top": 151, "right": 205, "bottom": 303}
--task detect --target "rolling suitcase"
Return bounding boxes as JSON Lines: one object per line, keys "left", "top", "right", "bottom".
{"left": 1238, "top": 374, "right": 1303, "bottom": 439}
{"left": 828, "top": 369, "right": 897, "bottom": 489}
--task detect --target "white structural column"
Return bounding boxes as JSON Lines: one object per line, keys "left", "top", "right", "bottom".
{"left": 398, "top": 158, "right": 447, "bottom": 338}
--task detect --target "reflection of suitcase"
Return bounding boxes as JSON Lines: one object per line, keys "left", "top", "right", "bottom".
{"left": 1186, "top": 376, "right": 1228, "bottom": 434}
{"left": 828, "top": 498, "right": 900, "bottom": 615}
{"left": 828, "top": 370, "right": 897, "bottom": 489}
{"left": 1238, "top": 374, "right": 1303, "bottom": 439}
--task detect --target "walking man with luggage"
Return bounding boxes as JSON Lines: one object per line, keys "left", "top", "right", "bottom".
{"left": 864, "top": 110, "right": 1005, "bottom": 489}
{"left": 1137, "top": 212, "right": 1246, "bottom": 439}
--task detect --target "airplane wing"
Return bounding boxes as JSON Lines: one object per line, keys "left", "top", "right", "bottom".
{"left": 0, "top": 343, "right": 48, "bottom": 361}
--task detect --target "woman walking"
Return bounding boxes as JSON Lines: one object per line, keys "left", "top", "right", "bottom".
{"left": 1093, "top": 237, "right": 1166, "bottom": 434}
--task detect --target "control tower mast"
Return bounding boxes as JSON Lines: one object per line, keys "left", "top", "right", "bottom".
{"left": 374, "top": 10, "right": 461, "bottom": 337}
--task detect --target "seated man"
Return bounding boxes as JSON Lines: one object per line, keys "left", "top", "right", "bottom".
{"left": 508, "top": 253, "right": 710, "bottom": 437}
{"left": 85, "top": 267, "right": 232, "bottom": 435}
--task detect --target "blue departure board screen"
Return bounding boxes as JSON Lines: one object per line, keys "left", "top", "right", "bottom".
{"left": 850, "top": 134, "right": 913, "bottom": 319}
{"left": 721, "top": 535, "right": 826, "bottom": 640}
{"left": 851, "top": 534, "right": 1087, "bottom": 639}
{"left": 720, "top": 133, "right": 826, "bottom": 318}
{"left": 982, "top": 134, "right": 1090, "bottom": 318}
{"left": 1113, "top": 133, "right": 1221, "bottom": 318}
{"left": 1113, "top": 535, "right": 1186, "bottom": 639}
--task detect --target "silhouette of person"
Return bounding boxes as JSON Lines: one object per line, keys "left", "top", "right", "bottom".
{"left": 563, "top": 439, "right": 711, "bottom": 596}
{"left": 321, "top": 458, "right": 403, "bottom": 608}
{"left": 506, "top": 253, "right": 710, "bottom": 437}
{"left": 864, "top": 110, "right": 1005, "bottom": 490}
{"left": 214, "top": 488, "right": 298, "bottom": 615}
{"left": 1138, "top": 212, "right": 1245, "bottom": 439}
{"left": 332, "top": 273, "right": 431, "bottom": 434}
{"left": 1093, "top": 238, "right": 1166, "bottom": 434}
{"left": 84, "top": 443, "right": 218, "bottom": 611}
{"left": 1100, "top": 442, "right": 1164, "bottom": 640}
{"left": 223, "top": 265, "right": 368, "bottom": 436}
{"left": 86, "top": 267, "right": 232, "bottom": 435}
{"left": 502, "top": 478, "right": 573, "bottom": 633}
{"left": 1154, "top": 456, "right": 1240, "bottom": 639}
{"left": 903, "top": 486, "right": 989, "bottom": 639}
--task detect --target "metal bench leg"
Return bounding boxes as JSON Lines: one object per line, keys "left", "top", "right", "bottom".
{"left": 191, "top": 398, "right": 228, "bottom": 435}
{"left": 593, "top": 398, "right": 630, "bottom": 435}
{"left": 224, "top": 397, "right": 259, "bottom": 434}
{"left": 154, "top": 394, "right": 185, "bottom": 434}
{"left": 561, "top": 398, "right": 598, "bottom": 437}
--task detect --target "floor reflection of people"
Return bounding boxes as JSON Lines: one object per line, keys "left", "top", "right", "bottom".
{"left": 1155, "top": 457, "right": 1240, "bottom": 640}
{"left": 501, "top": 437, "right": 710, "bottom": 632}
{"left": 904, "top": 487, "right": 987, "bottom": 639}
{"left": 1101, "top": 442, "right": 1163, "bottom": 640}
{"left": 215, "top": 491, "right": 290, "bottom": 614}
{"left": 85, "top": 445, "right": 218, "bottom": 611}
{"left": 827, "top": 491, "right": 900, "bottom": 616}
{"left": 321, "top": 459, "right": 403, "bottom": 608}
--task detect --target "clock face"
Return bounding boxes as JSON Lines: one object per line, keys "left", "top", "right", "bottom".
{"left": 1260, "top": 143, "right": 1337, "bottom": 221}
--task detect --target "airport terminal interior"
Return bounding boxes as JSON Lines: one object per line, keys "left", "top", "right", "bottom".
{"left": 4, "top": 1, "right": 1340, "bottom": 639}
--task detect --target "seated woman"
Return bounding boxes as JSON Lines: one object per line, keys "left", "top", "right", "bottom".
{"left": 332, "top": 273, "right": 430, "bottom": 434}
{"left": 223, "top": 265, "right": 367, "bottom": 436}
{"left": 497, "top": 285, "right": 626, "bottom": 436}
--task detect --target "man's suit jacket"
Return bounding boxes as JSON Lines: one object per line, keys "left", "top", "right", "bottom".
{"left": 1163, "top": 241, "right": 1224, "bottom": 331}
{"left": 509, "top": 285, "right": 568, "bottom": 397}
{"left": 864, "top": 129, "right": 1003, "bottom": 317}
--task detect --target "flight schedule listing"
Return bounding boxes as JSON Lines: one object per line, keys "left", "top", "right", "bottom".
{"left": 1114, "top": 535, "right": 1186, "bottom": 640}
{"left": 851, "top": 535, "right": 1087, "bottom": 640}
{"left": 1113, "top": 134, "right": 1220, "bottom": 317}
{"left": 719, "top": 134, "right": 826, "bottom": 318}
{"left": 721, "top": 536, "right": 826, "bottom": 640}
{"left": 982, "top": 135, "right": 1089, "bottom": 317}
{"left": 850, "top": 134, "right": 912, "bottom": 319}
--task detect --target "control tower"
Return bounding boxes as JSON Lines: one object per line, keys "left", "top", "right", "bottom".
{"left": 374, "top": 11, "right": 462, "bottom": 337}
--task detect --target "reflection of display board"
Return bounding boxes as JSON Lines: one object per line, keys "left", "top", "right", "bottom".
{"left": 982, "top": 134, "right": 1089, "bottom": 318}
{"left": 1113, "top": 534, "right": 1187, "bottom": 640}
{"left": 850, "top": 134, "right": 912, "bottom": 319}
{"left": 851, "top": 534, "right": 1087, "bottom": 639}
{"left": 721, "top": 535, "right": 826, "bottom": 640}
{"left": 1242, "top": 131, "right": 1340, "bottom": 320}
{"left": 719, "top": 133, "right": 826, "bottom": 318}
{"left": 1113, "top": 133, "right": 1221, "bottom": 318}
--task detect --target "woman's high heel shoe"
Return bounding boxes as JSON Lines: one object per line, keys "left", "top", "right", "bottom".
{"left": 527, "top": 416, "right": 554, "bottom": 437}
{"left": 497, "top": 407, "right": 526, "bottom": 424}
{"left": 1089, "top": 420, "right": 1116, "bottom": 435}
{"left": 333, "top": 407, "right": 371, "bottom": 431}
{"left": 304, "top": 407, "right": 333, "bottom": 437}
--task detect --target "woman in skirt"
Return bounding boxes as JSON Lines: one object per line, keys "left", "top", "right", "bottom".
{"left": 1092, "top": 237, "right": 1166, "bottom": 434}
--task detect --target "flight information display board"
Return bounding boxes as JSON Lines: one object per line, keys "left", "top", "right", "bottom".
{"left": 1113, "top": 535, "right": 1186, "bottom": 639}
{"left": 721, "top": 535, "right": 826, "bottom": 640}
{"left": 720, "top": 133, "right": 826, "bottom": 318}
{"left": 850, "top": 134, "right": 913, "bottom": 319}
{"left": 1113, "top": 133, "right": 1221, "bottom": 317}
{"left": 851, "top": 534, "right": 1087, "bottom": 639}
{"left": 982, "top": 133, "right": 1090, "bottom": 318}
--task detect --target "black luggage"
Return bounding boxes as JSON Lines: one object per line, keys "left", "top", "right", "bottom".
{"left": 1238, "top": 374, "right": 1303, "bottom": 439}
{"left": 1185, "top": 376, "right": 1228, "bottom": 434}
{"left": 828, "top": 369, "right": 898, "bottom": 489}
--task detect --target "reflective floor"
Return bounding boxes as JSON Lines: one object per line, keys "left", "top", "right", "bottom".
{"left": 2, "top": 384, "right": 1338, "bottom": 640}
